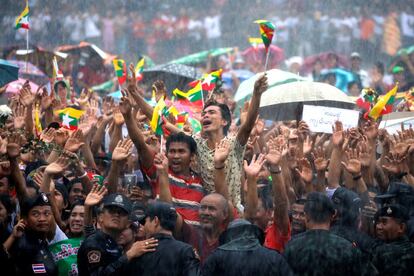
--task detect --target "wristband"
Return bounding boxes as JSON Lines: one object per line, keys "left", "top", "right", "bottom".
{"left": 353, "top": 174, "right": 362, "bottom": 181}
{"left": 269, "top": 166, "right": 282, "bottom": 174}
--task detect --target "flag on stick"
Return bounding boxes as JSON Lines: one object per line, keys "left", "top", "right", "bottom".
{"left": 52, "top": 57, "right": 64, "bottom": 80}
{"left": 113, "top": 59, "right": 127, "bottom": 85}
{"left": 150, "top": 97, "right": 167, "bottom": 135}
{"left": 254, "top": 20, "right": 275, "bottom": 52}
{"left": 135, "top": 58, "right": 145, "bottom": 81}
{"left": 15, "top": 1, "right": 30, "bottom": 30}
{"left": 55, "top": 107, "right": 85, "bottom": 130}
{"left": 369, "top": 84, "right": 398, "bottom": 120}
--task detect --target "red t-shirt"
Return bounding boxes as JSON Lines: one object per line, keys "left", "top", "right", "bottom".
{"left": 264, "top": 220, "right": 291, "bottom": 253}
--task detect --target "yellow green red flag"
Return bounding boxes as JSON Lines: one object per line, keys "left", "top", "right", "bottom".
{"left": 15, "top": 1, "right": 30, "bottom": 30}
{"left": 113, "top": 59, "right": 127, "bottom": 85}
{"left": 369, "top": 84, "right": 397, "bottom": 120}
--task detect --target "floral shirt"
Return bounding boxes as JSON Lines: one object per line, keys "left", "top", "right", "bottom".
{"left": 193, "top": 135, "right": 245, "bottom": 207}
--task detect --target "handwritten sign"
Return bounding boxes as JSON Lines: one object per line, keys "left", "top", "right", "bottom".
{"left": 302, "top": 105, "right": 359, "bottom": 133}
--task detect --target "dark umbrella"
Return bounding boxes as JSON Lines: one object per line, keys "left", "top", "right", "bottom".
{"left": 142, "top": 63, "right": 202, "bottom": 94}
{"left": 0, "top": 59, "right": 19, "bottom": 87}
{"left": 242, "top": 45, "right": 285, "bottom": 69}
{"left": 56, "top": 41, "right": 115, "bottom": 66}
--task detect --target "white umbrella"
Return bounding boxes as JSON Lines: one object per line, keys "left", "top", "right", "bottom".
{"left": 234, "top": 69, "right": 306, "bottom": 102}
{"left": 379, "top": 112, "right": 414, "bottom": 134}
{"left": 259, "top": 81, "right": 355, "bottom": 121}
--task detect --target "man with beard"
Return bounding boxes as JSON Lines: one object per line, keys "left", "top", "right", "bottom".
{"left": 5, "top": 192, "right": 58, "bottom": 275}
{"left": 371, "top": 204, "right": 414, "bottom": 275}
{"left": 77, "top": 193, "right": 158, "bottom": 276}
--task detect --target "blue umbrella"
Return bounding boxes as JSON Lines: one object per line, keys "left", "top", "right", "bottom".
{"left": 321, "top": 68, "right": 355, "bottom": 93}
{"left": 0, "top": 59, "right": 19, "bottom": 87}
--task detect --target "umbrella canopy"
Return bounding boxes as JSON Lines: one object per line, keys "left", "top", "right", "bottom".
{"left": 235, "top": 69, "right": 306, "bottom": 102}
{"left": 7, "top": 60, "right": 48, "bottom": 85}
{"left": 142, "top": 63, "right": 202, "bottom": 94}
{"left": 259, "top": 81, "right": 355, "bottom": 121}
{"left": 320, "top": 68, "right": 356, "bottom": 93}
{"left": 301, "top": 52, "right": 350, "bottom": 74}
{"left": 379, "top": 112, "right": 414, "bottom": 134}
{"left": 242, "top": 45, "right": 285, "bottom": 69}
{"left": 396, "top": 45, "right": 414, "bottom": 56}
{"left": 0, "top": 59, "right": 19, "bottom": 87}
{"left": 6, "top": 78, "right": 39, "bottom": 95}
{"left": 56, "top": 42, "right": 116, "bottom": 65}
{"left": 168, "top": 48, "right": 235, "bottom": 65}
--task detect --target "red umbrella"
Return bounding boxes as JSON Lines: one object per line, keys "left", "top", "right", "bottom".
{"left": 242, "top": 44, "right": 285, "bottom": 69}
{"left": 301, "top": 52, "right": 350, "bottom": 74}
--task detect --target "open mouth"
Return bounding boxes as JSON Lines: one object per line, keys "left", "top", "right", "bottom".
{"left": 202, "top": 119, "right": 212, "bottom": 127}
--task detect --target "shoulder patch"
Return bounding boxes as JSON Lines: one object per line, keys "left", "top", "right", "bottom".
{"left": 87, "top": 250, "right": 101, "bottom": 264}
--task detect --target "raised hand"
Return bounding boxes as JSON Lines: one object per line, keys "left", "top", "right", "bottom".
{"left": 302, "top": 135, "right": 314, "bottom": 156}
{"left": 332, "top": 121, "right": 344, "bottom": 148}
{"left": 113, "top": 106, "right": 125, "bottom": 126}
{"left": 243, "top": 154, "right": 266, "bottom": 179}
{"left": 64, "top": 129, "right": 85, "bottom": 152}
{"left": 295, "top": 158, "right": 313, "bottom": 183}
{"left": 382, "top": 152, "right": 409, "bottom": 175}
{"left": 214, "top": 139, "right": 231, "bottom": 168}
{"left": 265, "top": 137, "right": 285, "bottom": 166}
{"left": 341, "top": 148, "right": 362, "bottom": 176}
{"left": 40, "top": 128, "right": 56, "bottom": 143}
{"left": 119, "top": 91, "right": 133, "bottom": 117}
{"left": 253, "top": 74, "right": 268, "bottom": 96}
{"left": 364, "top": 121, "right": 378, "bottom": 141}
{"left": 45, "top": 155, "right": 71, "bottom": 176}
{"left": 112, "top": 139, "right": 133, "bottom": 161}
{"left": 19, "top": 86, "right": 35, "bottom": 107}
{"left": 33, "top": 170, "right": 44, "bottom": 187}
{"left": 85, "top": 184, "right": 108, "bottom": 207}
{"left": 102, "top": 96, "right": 115, "bottom": 116}
{"left": 312, "top": 146, "right": 329, "bottom": 172}
{"left": 54, "top": 129, "right": 69, "bottom": 147}
{"left": 13, "top": 103, "right": 26, "bottom": 129}
{"left": 40, "top": 87, "right": 53, "bottom": 110}
{"left": 7, "top": 133, "right": 24, "bottom": 159}
{"left": 78, "top": 116, "right": 92, "bottom": 137}
{"left": 152, "top": 80, "right": 167, "bottom": 101}
{"left": 11, "top": 219, "right": 26, "bottom": 239}
{"left": 298, "top": 121, "right": 310, "bottom": 140}
{"left": 154, "top": 152, "right": 169, "bottom": 173}
{"left": 358, "top": 139, "right": 371, "bottom": 168}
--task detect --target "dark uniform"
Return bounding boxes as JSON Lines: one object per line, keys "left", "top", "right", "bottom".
{"left": 125, "top": 233, "right": 200, "bottom": 276}
{"left": 77, "top": 230, "right": 128, "bottom": 276}
{"left": 10, "top": 231, "right": 58, "bottom": 276}
{"left": 284, "top": 229, "right": 367, "bottom": 275}
{"left": 77, "top": 193, "right": 132, "bottom": 276}
{"left": 203, "top": 219, "right": 293, "bottom": 276}
{"left": 371, "top": 204, "right": 414, "bottom": 275}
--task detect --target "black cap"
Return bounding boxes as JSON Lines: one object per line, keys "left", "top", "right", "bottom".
{"left": 332, "top": 187, "right": 361, "bottom": 211}
{"left": 375, "top": 182, "right": 414, "bottom": 204}
{"left": 145, "top": 201, "right": 177, "bottom": 222}
{"left": 21, "top": 192, "right": 51, "bottom": 217}
{"left": 102, "top": 193, "right": 132, "bottom": 214}
{"left": 375, "top": 204, "right": 409, "bottom": 222}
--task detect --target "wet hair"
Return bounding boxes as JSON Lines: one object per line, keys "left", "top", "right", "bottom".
{"left": 0, "top": 194, "right": 14, "bottom": 216}
{"left": 69, "top": 199, "right": 85, "bottom": 214}
{"left": 204, "top": 101, "right": 232, "bottom": 135}
{"left": 166, "top": 132, "right": 197, "bottom": 154}
{"left": 304, "top": 192, "right": 335, "bottom": 224}
{"left": 258, "top": 185, "right": 273, "bottom": 211}
{"left": 145, "top": 201, "right": 177, "bottom": 232}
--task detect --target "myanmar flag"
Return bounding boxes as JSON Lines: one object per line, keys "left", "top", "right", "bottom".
{"left": 113, "top": 59, "right": 127, "bottom": 85}
{"left": 369, "top": 84, "right": 397, "bottom": 120}
{"left": 135, "top": 58, "right": 145, "bottom": 81}
{"left": 150, "top": 97, "right": 167, "bottom": 135}
{"left": 189, "top": 69, "right": 222, "bottom": 92}
{"left": 173, "top": 83, "right": 204, "bottom": 110}
{"left": 15, "top": 1, "right": 30, "bottom": 30}
{"left": 55, "top": 107, "right": 85, "bottom": 130}
{"left": 175, "top": 112, "right": 188, "bottom": 129}
{"left": 254, "top": 20, "right": 275, "bottom": 51}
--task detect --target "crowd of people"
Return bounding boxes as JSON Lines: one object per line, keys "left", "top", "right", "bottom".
{"left": 1, "top": 0, "right": 414, "bottom": 63}
{"left": 1, "top": 1, "right": 414, "bottom": 276}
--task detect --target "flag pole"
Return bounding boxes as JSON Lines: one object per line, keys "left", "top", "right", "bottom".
{"left": 25, "top": 28, "right": 29, "bottom": 73}
{"left": 160, "top": 135, "right": 164, "bottom": 153}
{"left": 264, "top": 49, "right": 270, "bottom": 71}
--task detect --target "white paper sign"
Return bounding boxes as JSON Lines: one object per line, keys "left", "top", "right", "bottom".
{"left": 302, "top": 105, "right": 359, "bottom": 133}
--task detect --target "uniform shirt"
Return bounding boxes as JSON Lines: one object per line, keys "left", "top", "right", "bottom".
{"left": 10, "top": 231, "right": 58, "bottom": 276}
{"left": 264, "top": 221, "right": 291, "bottom": 253}
{"left": 371, "top": 236, "right": 414, "bottom": 276}
{"left": 143, "top": 164, "right": 206, "bottom": 225}
{"left": 181, "top": 222, "right": 219, "bottom": 264}
{"left": 125, "top": 233, "right": 200, "bottom": 276}
{"left": 284, "top": 229, "right": 367, "bottom": 276}
{"left": 77, "top": 230, "right": 128, "bottom": 276}
{"left": 194, "top": 135, "right": 245, "bottom": 207}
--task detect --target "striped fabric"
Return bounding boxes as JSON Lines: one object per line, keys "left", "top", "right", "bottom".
{"left": 143, "top": 164, "right": 206, "bottom": 225}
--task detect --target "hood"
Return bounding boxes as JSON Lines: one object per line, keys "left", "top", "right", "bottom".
{"left": 218, "top": 219, "right": 264, "bottom": 251}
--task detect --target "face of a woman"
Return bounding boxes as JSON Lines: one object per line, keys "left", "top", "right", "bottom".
{"left": 69, "top": 205, "right": 85, "bottom": 235}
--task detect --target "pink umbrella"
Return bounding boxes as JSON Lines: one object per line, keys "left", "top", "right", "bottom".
{"left": 5, "top": 78, "right": 39, "bottom": 95}
{"left": 242, "top": 45, "right": 285, "bottom": 69}
{"left": 301, "top": 52, "right": 350, "bottom": 74}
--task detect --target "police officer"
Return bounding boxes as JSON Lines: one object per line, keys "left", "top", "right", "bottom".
{"left": 125, "top": 201, "right": 200, "bottom": 275}
{"left": 77, "top": 193, "right": 158, "bottom": 276}
{"left": 371, "top": 204, "right": 414, "bottom": 275}
{"left": 6, "top": 192, "right": 58, "bottom": 275}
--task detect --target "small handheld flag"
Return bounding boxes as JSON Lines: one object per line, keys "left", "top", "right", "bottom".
{"left": 369, "top": 84, "right": 398, "bottom": 120}
{"left": 15, "top": 1, "right": 30, "bottom": 30}
{"left": 254, "top": 19, "right": 275, "bottom": 71}
{"left": 52, "top": 57, "right": 64, "bottom": 80}
{"left": 113, "top": 59, "right": 127, "bottom": 85}
{"left": 135, "top": 58, "right": 145, "bottom": 81}
{"left": 55, "top": 107, "right": 85, "bottom": 130}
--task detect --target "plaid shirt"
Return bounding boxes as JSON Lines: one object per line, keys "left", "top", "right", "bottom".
{"left": 284, "top": 229, "right": 368, "bottom": 276}
{"left": 371, "top": 236, "right": 414, "bottom": 276}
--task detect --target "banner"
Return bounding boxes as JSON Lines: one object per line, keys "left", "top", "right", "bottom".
{"left": 49, "top": 237, "right": 83, "bottom": 276}
{"left": 302, "top": 105, "right": 359, "bottom": 133}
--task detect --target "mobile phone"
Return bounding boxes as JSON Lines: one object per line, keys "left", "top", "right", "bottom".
{"left": 123, "top": 174, "right": 137, "bottom": 190}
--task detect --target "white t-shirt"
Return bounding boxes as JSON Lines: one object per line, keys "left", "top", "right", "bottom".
{"left": 401, "top": 12, "right": 414, "bottom": 37}
{"left": 204, "top": 15, "right": 221, "bottom": 39}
